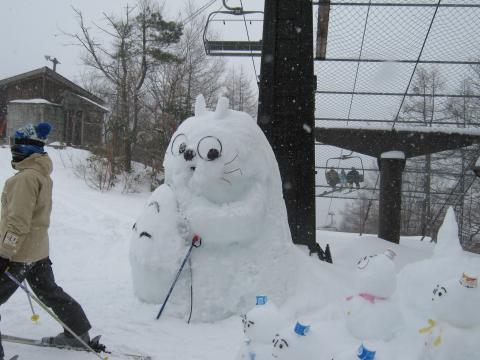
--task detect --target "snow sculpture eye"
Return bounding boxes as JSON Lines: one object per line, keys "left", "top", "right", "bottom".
{"left": 432, "top": 284, "right": 448, "bottom": 299}
{"left": 241, "top": 315, "right": 255, "bottom": 333}
{"left": 273, "top": 337, "right": 289, "bottom": 350}
{"left": 140, "top": 231, "right": 152, "bottom": 239}
{"left": 356, "top": 256, "right": 369, "bottom": 270}
{"left": 171, "top": 134, "right": 187, "bottom": 156}
{"left": 197, "top": 136, "right": 222, "bottom": 161}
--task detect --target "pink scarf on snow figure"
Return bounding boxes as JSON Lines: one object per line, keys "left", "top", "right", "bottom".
{"left": 345, "top": 293, "right": 387, "bottom": 304}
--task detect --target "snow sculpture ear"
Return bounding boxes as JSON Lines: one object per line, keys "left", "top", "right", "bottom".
{"left": 434, "top": 206, "right": 463, "bottom": 258}
{"left": 214, "top": 97, "right": 229, "bottom": 119}
{"left": 195, "top": 94, "right": 207, "bottom": 117}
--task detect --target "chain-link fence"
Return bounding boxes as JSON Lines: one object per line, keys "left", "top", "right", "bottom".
{"left": 314, "top": 0, "right": 480, "bottom": 248}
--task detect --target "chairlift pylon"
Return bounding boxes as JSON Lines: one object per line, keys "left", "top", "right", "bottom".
{"left": 203, "top": 0, "right": 263, "bottom": 57}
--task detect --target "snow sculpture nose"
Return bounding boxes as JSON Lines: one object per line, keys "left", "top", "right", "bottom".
{"left": 184, "top": 149, "right": 196, "bottom": 161}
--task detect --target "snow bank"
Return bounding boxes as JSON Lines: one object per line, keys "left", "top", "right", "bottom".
{"left": 1, "top": 146, "right": 480, "bottom": 360}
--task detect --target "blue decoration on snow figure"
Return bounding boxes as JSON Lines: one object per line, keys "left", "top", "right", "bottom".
{"left": 357, "top": 344, "right": 376, "bottom": 360}
{"left": 256, "top": 295, "right": 267, "bottom": 305}
{"left": 294, "top": 321, "right": 310, "bottom": 336}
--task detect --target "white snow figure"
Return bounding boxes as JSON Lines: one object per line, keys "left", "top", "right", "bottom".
{"left": 130, "top": 95, "right": 297, "bottom": 321}
{"left": 129, "top": 185, "right": 188, "bottom": 304}
{"left": 345, "top": 249, "right": 403, "bottom": 341}
{"left": 397, "top": 207, "right": 476, "bottom": 316}
{"left": 236, "top": 299, "right": 287, "bottom": 360}
{"left": 242, "top": 299, "right": 286, "bottom": 343}
{"left": 420, "top": 273, "right": 480, "bottom": 360}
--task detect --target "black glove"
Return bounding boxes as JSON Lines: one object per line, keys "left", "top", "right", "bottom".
{"left": 0, "top": 256, "right": 9, "bottom": 273}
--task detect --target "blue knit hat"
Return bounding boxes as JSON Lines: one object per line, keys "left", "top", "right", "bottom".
{"left": 11, "top": 122, "right": 52, "bottom": 160}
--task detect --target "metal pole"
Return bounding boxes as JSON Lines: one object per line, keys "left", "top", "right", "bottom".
{"left": 378, "top": 157, "right": 406, "bottom": 243}
{"left": 258, "top": 0, "right": 316, "bottom": 249}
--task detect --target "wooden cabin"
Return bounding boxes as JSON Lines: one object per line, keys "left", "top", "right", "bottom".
{"left": 0, "top": 67, "right": 108, "bottom": 147}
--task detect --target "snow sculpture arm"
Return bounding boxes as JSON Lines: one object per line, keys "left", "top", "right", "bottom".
{"left": 182, "top": 182, "right": 267, "bottom": 245}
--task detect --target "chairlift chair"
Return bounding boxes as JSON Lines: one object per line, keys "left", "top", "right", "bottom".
{"left": 203, "top": 4, "right": 263, "bottom": 57}
{"left": 321, "top": 211, "right": 337, "bottom": 231}
{"left": 325, "top": 153, "right": 365, "bottom": 183}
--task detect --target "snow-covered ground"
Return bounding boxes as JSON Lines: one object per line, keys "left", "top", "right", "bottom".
{"left": 1, "top": 146, "right": 479, "bottom": 360}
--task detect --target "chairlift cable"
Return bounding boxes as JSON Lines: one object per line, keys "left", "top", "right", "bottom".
{"left": 184, "top": 0, "right": 216, "bottom": 24}
{"left": 359, "top": 173, "right": 379, "bottom": 236}
{"left": 324, "top": 0, "right": 372, "bottom": 220}
{"left": 347, "top": 0, "right": 372, "bottom": 123}
{"left": 239, "top": 0, "right": 259, "bottom": 85}
{"left": 182, "top": 0, "right": 217, "bottom": 26}
{"left": 391, "top": 0, "right": 442, "bottom": 130}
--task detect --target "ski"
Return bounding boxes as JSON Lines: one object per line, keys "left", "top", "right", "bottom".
{"left": 8, "top": 356, "right": 19, "bottom": 360}
{"left": 1, "top": 334, "right": 151, "bottom": 360}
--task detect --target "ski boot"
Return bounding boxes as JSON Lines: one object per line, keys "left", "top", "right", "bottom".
{"left": 42, "top": 331, "right": 90, "bottom": 348}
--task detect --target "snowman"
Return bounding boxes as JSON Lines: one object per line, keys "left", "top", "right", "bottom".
{"left": 420, "top": 273, "right": 480, "bottom": 360}
{"left": 129, "top": 95, "right": 298, "bottom": 321}
{"left": 345, "top": 249, "right": 403, "bottom": 341}
{"left": 236, "top": 297, "right": 288, "bottom": 360}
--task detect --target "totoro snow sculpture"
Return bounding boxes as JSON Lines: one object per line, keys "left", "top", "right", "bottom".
{"left": 130, "top": 95, "right": 297, "bottom": 321}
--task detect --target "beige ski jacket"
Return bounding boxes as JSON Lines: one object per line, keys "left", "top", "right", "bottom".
{"left": 0, "top": 153, "right": 53, "bottom": 262}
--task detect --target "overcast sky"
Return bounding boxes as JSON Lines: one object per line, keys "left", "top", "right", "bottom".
{"left": 0, "top": 0, "right": 262, "bottom": 85}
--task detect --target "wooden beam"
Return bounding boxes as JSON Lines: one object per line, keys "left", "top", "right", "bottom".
{"left": 316, "top": 0, "right": 330, "bottom": 60}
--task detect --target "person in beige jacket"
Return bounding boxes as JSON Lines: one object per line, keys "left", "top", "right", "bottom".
{"left": 0, "top": 123, "right": 91, "bottom": 359}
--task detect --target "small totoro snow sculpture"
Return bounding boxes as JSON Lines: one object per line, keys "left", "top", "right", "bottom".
{"left": 420, "top": 273, "right": 480, "bottom": 360}
{"left": 236, "top": 297, "right": 287, "bottom": 360}
{"left": 345, "top": 249, "right": 403, "bottom": 341}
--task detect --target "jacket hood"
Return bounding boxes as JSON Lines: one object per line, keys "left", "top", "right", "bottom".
{"left": 13, "top": 153, "right": 53, "bottom": 176}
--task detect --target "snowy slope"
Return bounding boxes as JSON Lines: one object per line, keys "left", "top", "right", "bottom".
{"left": 0, "top": 146, "right": 479, "bottom": 360}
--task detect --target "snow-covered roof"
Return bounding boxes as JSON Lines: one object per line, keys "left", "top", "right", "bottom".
{"left": 0, "top": 67, "right": 104, "bottom": 105}
{"left": 316, "top": 124, "right": 480, "bottom": 137}
{"left": 9, "top": 98, "right": 61, "bottom": 106}
{"left": 73, "top": 93, "right": 109, "bottom": 112}
{"left": 381, "top": 151, "right": 405, "bottom": 159}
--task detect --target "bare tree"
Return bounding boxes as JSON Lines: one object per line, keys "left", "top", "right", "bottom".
{"left": 68, "top": 0, "right": 182, "bottom": 172}
{"left": 223, "top": 65, "right": 258, "bottom": 118}
{"left": 139, "top": 0, "right": 226, "bottom": 174}
{"left": 400, "top": 68, "right": 447, "bottom": 237}
{"left": 339, "top": 194, "right": 379, "bottom": 235}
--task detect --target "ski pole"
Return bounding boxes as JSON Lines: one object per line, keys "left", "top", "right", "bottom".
{"left": 4, "top": 271, "right": 108, "bottom": 360}
{"left": 23, "top": 281, "right": 40, "bottom": 322}
{"left": 156, "top": 234, "right": 202, "bottom": 320}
